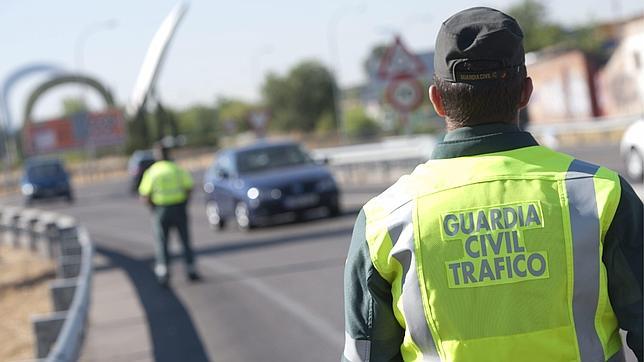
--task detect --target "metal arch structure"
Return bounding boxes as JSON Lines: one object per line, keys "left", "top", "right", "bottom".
{"left": 127, "top": 2, "right": 188, "bottom": 118}
{"left": 125, "top": 2, "right": 189, "bottom": 148}
{"left": 22, "top": 74, "right": 115, "bottom": 125}
{"left": 0, "top": 63, "right": 65, "bottom": 161}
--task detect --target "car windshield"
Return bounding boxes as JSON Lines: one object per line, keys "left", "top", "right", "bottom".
{"left": 236, "top": 145, "right": 313, "bottom": 174}
{"left": 27, "top": 163, "right": 65, "bottom": 180}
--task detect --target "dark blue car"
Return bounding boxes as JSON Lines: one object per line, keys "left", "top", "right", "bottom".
{"left": 21, "top": 158, "right": 73, "bottom": 205}
{"left": 203, "top": 141, "right": 340, "bottom": 230}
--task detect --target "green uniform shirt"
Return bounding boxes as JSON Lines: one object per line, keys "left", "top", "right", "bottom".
{"left": 138, "top": 160, "right": 193, "bottom": 206}
{"left": 343, "top": 123, "right": 643, "bottom": 361}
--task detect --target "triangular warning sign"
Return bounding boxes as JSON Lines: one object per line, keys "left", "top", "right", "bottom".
{"left": 378, "top": 36, "right": 426, "bottom": 79}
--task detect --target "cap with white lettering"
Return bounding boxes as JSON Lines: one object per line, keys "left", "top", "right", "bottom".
{"left": 434, "top": 7, "right": 526, "bottom": 83}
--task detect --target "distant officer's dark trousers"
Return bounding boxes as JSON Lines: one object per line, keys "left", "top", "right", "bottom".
{"left": 153, "top": 202, "right": 195, "bottom": 274}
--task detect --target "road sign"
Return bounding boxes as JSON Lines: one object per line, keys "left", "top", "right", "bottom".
{"left": 378, "top": 37, "right": 426, "bottom": 115}
{"left": 378, "top": 36, "right": 426, "bottom": 80}
{"left": 385, "top": 76, "right": 424, "bottom": 113}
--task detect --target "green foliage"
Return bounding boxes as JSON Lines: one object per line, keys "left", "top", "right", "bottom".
{"left": 345, "top": 106, "right": 380, "bottom": 139}
{"left": 125, "top": 115, "right": 151, "bottom": 153}
{"left": 175, "top": 105, "right": 219, "bottom": 147}
{"left": 61, "top": 97, "right": 88, "bottom": 117}
{"left": 261, "top": 60, "right": 336, "bottom": 132}
{"left": 216, "top": 98, "right": 253, "bottom": 132}
{"left": 507, "top": 0, "right": 565, "bottom": 53}
{"left": 315, "top": 111, "right": 336, "bottom": 135}
{"left": 507, "top": 0, "right": 610, "bottom": 59}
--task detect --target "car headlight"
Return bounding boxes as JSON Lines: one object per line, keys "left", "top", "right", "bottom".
{"left": 316, "top": 178, "right": 336, "bottom": 192}
{"left": 247, "top": 187, "right": 260, "bottom": 200}
{"left": 247, "top": 187, "right": 282, "bottom": 200}
{"left": 22, "top": 183, "right": 34, "bottom": 195}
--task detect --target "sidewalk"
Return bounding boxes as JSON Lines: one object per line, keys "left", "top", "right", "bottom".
{"left": 80, "top": 253, "right": 152, "bottom": 361}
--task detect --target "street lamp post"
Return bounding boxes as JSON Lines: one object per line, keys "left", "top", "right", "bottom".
{"left": 74, "top": 19, "right": 117, "bottom": 162}
{"left": 75, "top": 19, "right": 118, "bottom": 103}
{"left": 251, "top": 45, "right": 273, "bottom": 99}
{"left": 327, "top": 3, "right": 366, "bottom": 142}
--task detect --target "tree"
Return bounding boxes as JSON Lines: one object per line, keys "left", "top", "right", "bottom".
{"left": 507, "top": 0, "right": 564, "bottom": 53}
{"left": 175, "top": 105, "right": 219, "bottom": 147}
{"left": 216, "top": 98, "right": 253, "bottom": 133}
{"left": 363, "top": 44, "right": 388, "bottom": 76}
{"left": 507, "top": 0, "right": 611, "bottom": 60}
{"left": 345, "top": 106, "right": 380, "bottom": 139}
{"left": 262, "top": 60, "right": 336, "bottom": 132}
{"left": 61, "top": 97, "right": 88, "bottom": 117}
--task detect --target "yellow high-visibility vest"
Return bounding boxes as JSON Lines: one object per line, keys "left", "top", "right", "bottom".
{"left": 363, "top": 145, "right": 623, "bottom": 361}
{"left": 138, "top": 160, "right": 193, "bottom": 206}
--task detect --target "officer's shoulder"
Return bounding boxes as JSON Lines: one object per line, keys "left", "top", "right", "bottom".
{"left": 363, "top": 173, "right": 419, "bottom": 222}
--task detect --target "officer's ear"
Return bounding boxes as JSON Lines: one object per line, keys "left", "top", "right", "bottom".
{"left": 429, "top": 85, "right": 446, "bottom": 117}
{"left": 518, "top": 76, "right": 533, "bottom": 110}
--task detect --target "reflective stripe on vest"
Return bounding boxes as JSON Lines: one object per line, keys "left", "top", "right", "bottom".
{"left": 565, "top": 159, "right": 604, "bottom": 361}
{"left": 389, "top": 202, "right": 440, "bottom": 361}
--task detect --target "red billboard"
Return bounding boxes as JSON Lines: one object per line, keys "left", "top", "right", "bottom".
{"left": 24, "top": 109, "right": 126, "bottom": 155}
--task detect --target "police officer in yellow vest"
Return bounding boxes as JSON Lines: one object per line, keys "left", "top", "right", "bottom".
{"left": 139, "top": 143, "right": 200, "bottom": 286}
{"left": 343, "top": 7, "right": 642, "bottom": 362}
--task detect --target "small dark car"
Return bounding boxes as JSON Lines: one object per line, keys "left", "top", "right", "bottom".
{"left": 21, "top": 158, "right": 73, "bottom": 205}
{"left": 127, "top": 150, "right": 156, "bottom": 193}
{"left": 203, "top": 141, "right": 340, "bottom": 230}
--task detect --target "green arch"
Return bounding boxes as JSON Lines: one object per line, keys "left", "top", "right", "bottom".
{"left": 23, "top": 74, "right": 115, "bottom": 125}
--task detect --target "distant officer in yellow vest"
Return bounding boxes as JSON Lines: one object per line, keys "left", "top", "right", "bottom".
{"left": 342, "top": 7, "right": 642, "bottom": 362}
{"left": 139, "top": 143, "right": 200, "bottom": 286}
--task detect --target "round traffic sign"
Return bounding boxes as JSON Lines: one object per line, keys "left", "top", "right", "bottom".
{"left": 385, "top": 77, "right": 424, "bottom": 113}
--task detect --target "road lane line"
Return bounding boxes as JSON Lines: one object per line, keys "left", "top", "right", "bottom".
{"left": 200, "top": 259, "right": 345, "bottom": 347}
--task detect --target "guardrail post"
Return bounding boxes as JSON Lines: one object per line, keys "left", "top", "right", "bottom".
{"left": 44, "top": 221, "right": 61, "bottom": 259}
{"left": 58, "top": 256, "right": 82, "bottom": 279}
{"left": 56, "top": 219, "right": 82, "bottom": 279}
{"left": 19, "top": 210, "right": 40, "bottom": 251}
{"left": 50, "top": 278, "right": 77, "bottom": 312}
{"left": 32, "top": 312, "right": 67, "bottom": 358}
{"left": 8, "top": 209, "right": 21, "bottom": 247}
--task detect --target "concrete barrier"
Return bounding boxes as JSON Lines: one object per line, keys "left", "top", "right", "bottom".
{"left": 0, "top": 207, "right": 94, "bottom": 362}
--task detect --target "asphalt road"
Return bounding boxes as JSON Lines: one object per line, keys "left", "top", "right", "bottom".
{"left": 2, "top": 141, "right": 641, "bottom": 362}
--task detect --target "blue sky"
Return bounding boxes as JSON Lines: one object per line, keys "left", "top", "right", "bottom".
{"left": 1, "top": 0, "right": 642, "bottom": 126}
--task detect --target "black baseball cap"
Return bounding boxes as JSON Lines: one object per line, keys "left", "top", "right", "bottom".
{"left": 434, "top": 7, "right": 526, "bottom": 83}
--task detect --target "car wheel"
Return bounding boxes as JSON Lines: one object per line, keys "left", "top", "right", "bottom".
{"left": 65, "top": 193, "right": 74, "bottom": 204}
{"left": 235, "top": 201, "right": 254, "bottom": 230}
{"left": 206, "top": 200, "right": 226, "bottom": 230}
{"left": 626, "top": 147, "right": 644, "bottom": 183}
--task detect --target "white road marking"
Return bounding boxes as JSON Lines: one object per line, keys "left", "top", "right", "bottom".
{"left": 200, "top": 259, "right": 345, "bottom": 347}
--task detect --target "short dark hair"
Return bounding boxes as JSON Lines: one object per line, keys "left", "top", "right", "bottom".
{"left": 433, "top": 69, "right": 525, "bottom": 127}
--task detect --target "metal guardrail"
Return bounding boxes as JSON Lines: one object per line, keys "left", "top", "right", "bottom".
{"left": 0, "top": 207, "right": 93, "bottom": 362}
{"left": 310, "top": 135, "right": 437, "bottom": 185}
{"left": 312, "top": 135, "right": 437, "bottom": 166}
{"left": 527, "top": 114, "right": 641, "bottom": 134}
{"left": 527, "top": 114, "right": 642, "bottom": 148}
{"left": 46, "top": 226, "right": 93, "bottom": 362}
